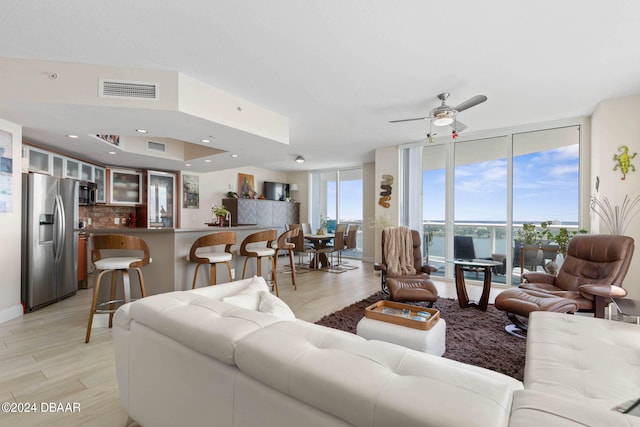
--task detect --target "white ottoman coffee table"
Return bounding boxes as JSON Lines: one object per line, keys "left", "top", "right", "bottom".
{"left": 356, "top": 315, "right": 446, "bottom": 356}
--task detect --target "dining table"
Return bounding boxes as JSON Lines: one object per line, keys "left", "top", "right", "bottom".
{"left": 304, "top": 233, "right": 335, "bottom": 269}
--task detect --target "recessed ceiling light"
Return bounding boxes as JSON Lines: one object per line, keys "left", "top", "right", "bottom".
{"left": 295, "top": 155, "right": 305, "bottom": 163}
{"left": 136, "top": 129, "right": 148, "bottom": 133}
{"left": 201, "top": 139, "right": 210, "bottom": 143}
{"left": 108, "top": 151, "right": 117, "bottom": 155}
{"left": 185, "top": 163, "right": 191, "bottom": 167}
{"left": 204, "top": 159, "right": 212, "bottom": 163}
{"left": 67, "top": 134, "right": 79, "bottom": 139}
{"left": 231, "top": 154, "right": 239, "bottom": 158}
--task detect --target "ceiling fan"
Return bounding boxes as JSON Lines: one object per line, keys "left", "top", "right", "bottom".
{"left": 390, "top": 92, "right": 487, "bottom": 140}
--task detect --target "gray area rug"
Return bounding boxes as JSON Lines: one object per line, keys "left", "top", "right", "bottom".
{"left": 315, "top": 292, "right": 526, "bottom": 381}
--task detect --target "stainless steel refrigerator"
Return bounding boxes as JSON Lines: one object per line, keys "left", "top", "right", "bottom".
{"left": 22, "top": 172, "right": 78, "bottom": 311}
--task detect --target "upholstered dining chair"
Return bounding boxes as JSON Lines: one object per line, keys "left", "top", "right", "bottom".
{"left": 186, "top": 231, "right": 237, "bottom": 288}
{"left": 288, "top": 224, "right": 317, "bottom": 269}
{"left": 86, "top": 234, "right": 151, "bottom": 343}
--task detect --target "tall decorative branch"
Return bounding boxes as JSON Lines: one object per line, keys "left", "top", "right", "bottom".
{"left": 590, "top": 194, "right": 640, "bottom": 235}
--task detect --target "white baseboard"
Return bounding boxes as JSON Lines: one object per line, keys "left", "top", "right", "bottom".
{"left": 0, "top": 304, "right": 24, "bottom": 324}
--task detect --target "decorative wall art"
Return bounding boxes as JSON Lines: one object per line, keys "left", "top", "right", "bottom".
{"left": 0, "top": 129, "right": 12, "bottom": 213}
{"left": 613, "top": 145, "right": 637, "bottom": 180}
{"left": 238, "top": 173, "right": 255, "bottom": 198}
{"left": 182, "top": 174, "right": 199, "bottom": 209}
{"left": 378, "top": 174, "right": 393, "bottom": 208}
{"left": 93, "top": 134, "right": 120, "bottom": 146}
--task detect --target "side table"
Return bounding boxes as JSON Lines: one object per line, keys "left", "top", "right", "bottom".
{"left": 611, "top": 298, "right": 640, "bottom": 324}
{"left": 447, "top": 259, "right": 503, "bottom": 311}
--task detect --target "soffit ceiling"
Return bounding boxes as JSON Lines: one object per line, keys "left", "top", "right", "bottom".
{"left": 1, "top": 0, "right": 640, "bottom": 173}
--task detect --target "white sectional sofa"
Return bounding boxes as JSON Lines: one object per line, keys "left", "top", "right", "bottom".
{"left": 113, "top": 277, "right": 640, "bottom": 426}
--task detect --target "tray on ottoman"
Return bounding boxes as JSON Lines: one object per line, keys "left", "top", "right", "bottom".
{"left": 365, "top": 300, "right": 440, "bottom": 330}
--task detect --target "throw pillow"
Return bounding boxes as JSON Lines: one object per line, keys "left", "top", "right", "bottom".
{"left": 258, "top": 291, "right": 296, "bottom": 321}
{"left": 222, "top": 276, "right": 270, "bottom": 310}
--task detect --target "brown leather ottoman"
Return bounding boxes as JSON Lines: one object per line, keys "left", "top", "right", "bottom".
{"left": 386, "top": 277, "right": 438, "bottom": 304}
{"left": 494, "top": 288, "right": 578, "bottom": 337}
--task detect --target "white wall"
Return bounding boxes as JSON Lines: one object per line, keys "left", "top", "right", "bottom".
{"left": 179, "top": 166, "right": 288, "bottom": 228}
{"left": 591, "top": 95, "right": 640, "bottom": 297}
{"left": 373, "top": 146, "right": 400, "bottom": 262}
{"left": 0, "top": 118, "right": 24, "bottom": 323}
{"left": 362, "top": 162, "right": 376, "bottom": 263}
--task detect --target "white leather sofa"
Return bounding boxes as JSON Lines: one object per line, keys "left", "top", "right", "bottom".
{"left": 113, "top": 277, "right": 522, "bottom": 427}
{"left": 113, "top": 278, "right": 640, "bottom": 426}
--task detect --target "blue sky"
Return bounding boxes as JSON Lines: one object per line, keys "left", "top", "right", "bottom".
{"left": 327, "top": 178, "right": 363, "bottom": 221}
{"left": 424, "top": 145, "right": 579, "bottom": 223}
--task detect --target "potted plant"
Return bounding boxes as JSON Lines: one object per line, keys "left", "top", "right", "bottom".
{"left": 212, "top": 204, "right": 229, "bottom": 227}
{"left": 548, "top": 227, "right": 588, "bottom": 256}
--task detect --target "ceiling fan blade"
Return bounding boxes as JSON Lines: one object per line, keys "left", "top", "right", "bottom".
{"left": 389, "top": 116, "right": 429, "bottom": 123}
{"left": 453, "top": 95, "right": 487, "bottom": 112}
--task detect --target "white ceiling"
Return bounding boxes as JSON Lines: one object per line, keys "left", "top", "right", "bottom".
{"left": 1, "top": 0, "right": 640, "bottom": 173}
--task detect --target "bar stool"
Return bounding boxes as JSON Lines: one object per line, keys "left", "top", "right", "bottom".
{"left": 272, "top": 228, "right": 299, "bottom": 290}
{"left": 235, "top": 230, "right": 278, "bottom": 295}
{"left": 85, "top": 234, "right": 151, "bottom": 343}
{"left": 187, "top": 231, "right": 237, "bottom": 288}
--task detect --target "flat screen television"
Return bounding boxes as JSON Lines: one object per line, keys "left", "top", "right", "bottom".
{"left": 263, "top": 181, "right": 289, "bottom": 201}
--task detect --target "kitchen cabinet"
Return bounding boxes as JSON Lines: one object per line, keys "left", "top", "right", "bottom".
{"left": 94, "top": 166, "right": 106, "bottom": 203}
{"left": 109, "top": 168, "right": 142, "bottom": 205}
{"left": 52, "top": 155, "right": 64, "bottom": 178}
{"left": 27, "top": 146, "right": 51, "bottom": 174}
{"left": 78, "top": 234, "right": 88, "bottom": 289}
{"left": 81, "top": 163, "right": 93, "bottom": 182}
{"left": 146, "top": 170, "right": 176, "bottom": 228}
{"left": 222, "top": 199, "right": 299, "bottom": 234}
{"left": 65, "top": 158, "right": 81, "bottom": 179}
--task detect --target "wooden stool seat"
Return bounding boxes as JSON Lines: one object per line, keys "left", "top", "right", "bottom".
{"left": 187, "top": 231, "right": 236, "bottom": 288}
{"left": 272, "top": 228, "right": 299, "bottom": 290}
{"left": 235, "top": 230, "right": 278, "bottom": 295}
{"left": 86, "top": 234, "right": 151, "bottom": 343}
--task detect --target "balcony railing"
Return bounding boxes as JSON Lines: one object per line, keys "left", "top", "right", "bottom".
{"left": 422, "top": 221, "right": 579, "bottom": 285}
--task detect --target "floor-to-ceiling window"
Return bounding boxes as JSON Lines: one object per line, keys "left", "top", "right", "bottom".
{"left": 418, "top": 124, "right": 581, "bottom": 285}
{"left": 311, "top": 168, "right": 363, "bottom": 258}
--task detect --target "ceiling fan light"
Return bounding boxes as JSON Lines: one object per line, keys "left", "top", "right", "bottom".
{"left": 433, "top": 117, "right": 454, "bottom": 126}
{"left": 295, "top": 155, "right": 305, "bottom": 163}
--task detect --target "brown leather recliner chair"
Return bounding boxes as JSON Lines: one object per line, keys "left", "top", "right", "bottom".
{"left": 373, "top": 227, "right": 439, "bottom": 304}
{"left": 495, "top": 234, "right": 634, "bottom": 336}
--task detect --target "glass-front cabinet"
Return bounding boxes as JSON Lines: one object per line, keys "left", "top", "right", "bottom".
{"left": 147, "top": 170, "right": 176, "bottom": 228}
{"left": 94, "top": 166, "right": 106, "bottom": 203}
{"left": 27, "top": 146, "right": 51, "bottom": 174}
{"left": 65, "top": 158, "right": 81, "bottom": 179}
{"left": 109, "top": 168, "right": 142, "bottom": 205}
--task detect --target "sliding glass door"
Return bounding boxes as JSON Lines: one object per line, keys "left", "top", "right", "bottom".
{"left": 418, "top": 124, "right": 581, "bottom": 285}
{"left": 311, "top": 168, "right": 363, "bottom": 258}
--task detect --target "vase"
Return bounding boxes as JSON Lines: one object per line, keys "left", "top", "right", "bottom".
{"left": 218, "top": 215, "right": 225, "bottom": 227}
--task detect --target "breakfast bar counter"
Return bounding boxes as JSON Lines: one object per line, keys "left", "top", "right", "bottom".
{"left": 80, "top": 226, "right": 272, "bottom": 298}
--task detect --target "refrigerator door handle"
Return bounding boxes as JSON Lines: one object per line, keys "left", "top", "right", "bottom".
{"left": 53, "top": 194, "right": 66, "bottom": 263}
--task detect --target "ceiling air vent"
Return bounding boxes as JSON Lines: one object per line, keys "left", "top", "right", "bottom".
{"left": 147, "top": 140, "right": 166, "bottom": 153}
{"left": 99, "top": 79, "right": 159, "bottom": 100}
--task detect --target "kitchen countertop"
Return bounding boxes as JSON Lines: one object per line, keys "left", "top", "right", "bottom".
{"left": 75, "top": 224, "right": 265, "bottom": 233}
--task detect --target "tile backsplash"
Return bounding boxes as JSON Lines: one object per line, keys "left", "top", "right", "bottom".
{"left": 79, "top": 205, "right": 136, "bottom": 229}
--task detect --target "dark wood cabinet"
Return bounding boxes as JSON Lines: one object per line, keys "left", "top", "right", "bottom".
{"left": 78, "top": 234, "right": 88, "bottom": 288}
{"left": 222, "top": 199, "right": 299, "bottom": 233}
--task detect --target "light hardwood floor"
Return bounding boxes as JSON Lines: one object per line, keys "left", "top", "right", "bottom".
{"left": 0, "top": 259, "right": 500, "bottom": 426}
